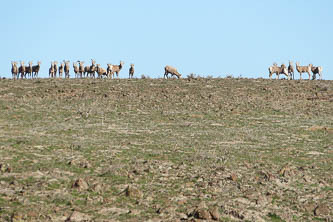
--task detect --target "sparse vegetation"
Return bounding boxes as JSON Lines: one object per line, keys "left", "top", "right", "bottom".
{"left": 0, "top": 78, "right": 332, "bottom": 221}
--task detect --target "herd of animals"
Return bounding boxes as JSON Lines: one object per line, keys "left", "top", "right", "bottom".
{"left": 269, "top": 61, "right": 323, "bottom": 80}
{"left": 10, "top": 60, "right": 323, "bottom": 80}
{"left": 9, "top": 60, "right": 181, "bottom": 79}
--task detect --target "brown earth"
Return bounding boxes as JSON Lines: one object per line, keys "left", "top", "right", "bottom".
{"left": 0, "top": 77, "right": 332, "bottom": 221}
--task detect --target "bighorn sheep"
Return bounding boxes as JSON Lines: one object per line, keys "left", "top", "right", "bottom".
{"left": 24, "top": 61, "right": 33, "bottom": 78}
{"left": 107, "top": 64, "right": 113, "bottom": 78}
{"left": 59, "top": 62, "right": 64, "bottom": 78}
{"left": 49, "top": 62, "right": 55, "bottom": 78}
{"left": 164, "top": 65, "right": 181, "bottom": 79}
{"left": 19, "top": 61, "right": 25, "bottom": 79}
{"left": 53, "top": 61, "right": 58, "bottom": 78}
{"left": 111, "top": 61, "right": 124, "bottom": 78}
{"left": 11, "top": 61, "right": 18, "bottom": 79}
{"left": 73, "top": 61, "right": 79, "bottom": 78}
{"left": 268, "top": 63, "right": 290, "bottom": 80}
{"left": 32, "top": 61, "right": 41, "bottom": 78}
{"left": 129, "top": 64, "right": 134, "bottom": 79}
{"left": 288, "top": 61, "right": 295, "bottom": 80}
{"left": 296, "top": 62, "right": 312, "bottom": 80}
{"left": 78, "top": 61, "right": 85, "bottom": 78}
{"left": 96, "top": 64, "right": 107, "bottom": 78}
{"left": 311, "top": 65, "right": 323, "bottom": 80}
{"left": 85, "top": 59, "right": 96, "bottom": 78}
{"left": 64, "top": 60, "right": 70, "bottom": 78}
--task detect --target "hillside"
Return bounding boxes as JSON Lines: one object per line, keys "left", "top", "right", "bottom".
{"left": 0, "top": 78, "right": 332, "bottom": 221}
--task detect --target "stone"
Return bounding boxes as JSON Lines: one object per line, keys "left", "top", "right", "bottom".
{"left": 72, "top": 178, "right": 89, "bottom": 191}
{"left": 314, "top": 204, "right": 330, "bottom": 216}
{"left": 125, "top": 185, "right": 143, "bottom": 199}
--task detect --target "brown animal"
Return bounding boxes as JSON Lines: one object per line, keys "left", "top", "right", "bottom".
{"left": 11, "top": 61, "right": 18, "bottom": 79}
{"left": 49, "top": 62, "right": 55, "bottom": 78}
{"left": 164, "top": 65, "right": 181, "bottom": 79}
{"left": 53, "top": 61, "right": 58, "bottom": 78}
{"left": 85, "top": 59, "right": 96, "bottom": 78}
{"left": 64, "top": 60, "right": 70, "bottom": 78}
{"left": 79, "top": 61, "right": 85, "bottom": 78}
{"left": 288, "top": 61, "right": 294, "bottom": 80}
{"left": 32, "top": 61, "right": 41, "bottom": 78}
{"left": 107, "top": 64, "right": 113, "bottom": 78}
{"left": 96, "top": 64, "right": 107, "bottom": 78}
{"left": 18, "top": 61, "right": 26, "bottom": 79}
{"left": 59, "top": 62, "right": 64, "bottom": 78}
{"left": 129, "top": 64, "right": 134, "bottom": 79}
{"left": 296, "top": 62, "right": 312, "bottom": 80}
{"left": 269, "top": 63, "right": 290, "bottom": 80}
{"left": 73, "top": 61, "right": 79, "bottom": 78}
{"left": 111, "top": 61, "right": 124, "bottom": 78}
{"left": 311, "top": 65, "right": 323, "bottom": 80}
{"left": 24, "top": 61, "right": 33, "bottom": 78}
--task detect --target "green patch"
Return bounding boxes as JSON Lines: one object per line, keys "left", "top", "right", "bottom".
{"left": 267, "top": 213, "right": 285, "bottom": 222}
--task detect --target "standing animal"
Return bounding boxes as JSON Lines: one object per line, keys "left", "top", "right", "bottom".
{"left": 53, "top": 61, "right": 58, "bottom": 78}
{"left": 311, "top": 65, "right": 323, "bottom": 80}
{"left": 269, "top": 63, "right": 290, "bottom": 80}
{"left": 25, "top": 61, "right": 33, "bottom": 78}
{"left": 111, "top": 61, "right": 124, "bottom": 78}
{"left": 49, "top": 62, "right": 55, "bottom": 78}
{"left": 84, "top": 59, "right": 96, "bottom": 78}
{"left": 79, "top": 61, "right": 85, "bottom": 78}
{"left": 59, "top": 62, "right": 64, "bottom": 78}
{"left": 107, "top": 64, "right": 113, "bottom": 78}
{"left": 296, "top": 62, "right": 312, "bottom": 80}
{"left": 32, "top": 61, "right": 41, "bottom": 78}
{"left": 96, "top": 64, "right": 107, "bottom": 78}
{"left": 11, "top": 61, "right": 18, "bottom": 79}
{"left": 73, "top": 62, "right": 79, "bottom": 78}
{"left": 129, "top": 64, "right": 134, "bottom": 79}
{"left": 288, "top": 61, "right": 295, "bottom": 80}
{"left": 164, "top": 65, "right": 181, "bottom": 79}
{"left": 64, "top": 60, "right": 70, "bottom": 78}
{"left": 18, "top": 61, "right": 26, "bottom": 79}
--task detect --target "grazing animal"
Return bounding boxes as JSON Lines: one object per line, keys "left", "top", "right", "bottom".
{"left": 19, "top": 61, "right": 26, "bottom": 79}
{"left": 73, "top": 62, "right": 79, "bottom": 78}
{"left": 11, "top": 61, "right": 18, "bottom": 79}
{"left": 269, "top": 63, "right": 290, "bottom": 80}
{"left": 49, "top": 62, "right": 55, "bottom": 78}
{"left": 64, "top": 60, "right": 70, "bottom": 78}
{"left": 53, "top": 61, "right": 58, "bottom": 78}
{"left": 288, "top": 61, "right": 295, "bottom": 80}
{"left": 59, "top": 62, "right": 64, "bottom": 78}
{"left": 107, "top": 64, "right": 113, "bottom": 78}
{"left": 24, "top": 61, "right": 33, "bottom": 78}
{"left": 111, "top": 61, "right": 124, "bottom": 78}
{"left": 164, "top": 65, "right": 181, "bottom": 79}
{"left": 79, "top": 61, "right": 85, "bottom": 78}
{"left": 129, "top": 64, "right": 134, "bottom": 79}
{"left": 311, "top": 65, "right": 323, "bottom": 80}
{"left": 32, "top": 61, "right": 41, "bottom": 78}
{"left": 96, "top": 64, "right": 107, "bottom": 78}
{"left": 296, "top": 62, "right": 312, "bottom": 80}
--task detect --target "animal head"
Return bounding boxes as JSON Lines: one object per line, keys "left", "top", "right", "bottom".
{"left": 29, "top": 61, "right": 33, "bottom": 66}
{"left": 120, "top": 61, "right": 124, "bottom": 66}
{"left": 130, "top": 64, "right": 134, "bottom": 67}
{"left": 91, "top": 59, "right": 96, "bottom": 65}
{"left": 296, "top": 62, "right": 300, "bottom": 66}
{"left": 289, "top": 60, "right": 293, "bottom": 65}
{"left": 37, "top": 61, "right": 41, "bottom": 65}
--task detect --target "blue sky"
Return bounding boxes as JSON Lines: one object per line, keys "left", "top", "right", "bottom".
{"left": 1, "top": 0, "right": 332, "bottom": 79}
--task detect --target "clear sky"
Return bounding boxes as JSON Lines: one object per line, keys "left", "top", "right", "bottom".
{"left": 1, "top": 0, "right": 332, "bottom": 79}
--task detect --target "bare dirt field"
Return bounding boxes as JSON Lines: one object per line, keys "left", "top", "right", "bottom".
{"left": 0, "top": 78, "right": 332, "bottom": 221}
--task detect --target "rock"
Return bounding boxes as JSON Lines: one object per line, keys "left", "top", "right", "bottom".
{"left": 314, "top": 204, "right": 330, "bottom": 216}
{"left": 194, "top": 208, "right": 211, "bottom": 220}
{"left": 209, "top": 206, "right": 220, "bottom": 220}
{"left": 125, "top": 186, "right": 143, "bottom": 199}
{"left": 72, "top": 178, "right": 89, "bottom": 191}
{"left": 66, "top": 211, "right": 91, "bottom": 222}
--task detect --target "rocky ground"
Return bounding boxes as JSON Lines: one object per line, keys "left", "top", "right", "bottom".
{"left": 0, "top": 77, "right": 332, "bottom": 221}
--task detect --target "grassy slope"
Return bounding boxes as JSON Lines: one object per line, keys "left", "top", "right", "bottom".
{"left": 0, "top": 78, "right": 332, "bottom": 221}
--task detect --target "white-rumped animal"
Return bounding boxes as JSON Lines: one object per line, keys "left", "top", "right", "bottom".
{"left": 129, "top": 64, "right": 134, "bottom": 79}
{"left": 96, "top": 64, "right": 108, "bottom": 78}
{"left": 24, "top": 61, "right": 33, "bottom": 78}
{"left": 111, "top": 61, "right": 124, "bottom": 78}
{"left": 164, "top": 65, "right": 181, "bottom": 79}
{"left": 269, "top": 63, "right": 290, "bottom": 80}
{"left": 49, "top": 62, "right": 55, "bottom": 78}
{"left": 73, "top": 61, "right": 79, "bottom": 78}
{"left": 79, "top": 61, "right": 85, "bottom": 78}
{"left": 107, "top": 64, "right": 113, "bottom": 78}
{"left": 288, "top": 61, "right": 295, "bottom": 80}
{"left": 59, "top": 62, "right": 64, "bottom": 78}
{"left": 296, "top": 62, "right": 312, "bottom": 80}
{"left": 11, "top": 61, "right": 18, "bottom": 79}
{"left": 311, "top": 65, "right": 323, "bottom": 80}
{"left": 32, "top": 61, "right": 41, "bottom": 78}
{"left": 18, "top": 61, "right": 25, "bottom": 79}
{"left": 53, "top": 61, "right": 58, "bottom": 78}
{"left": 64, "top": 60, "right": 70, "bottom": 78}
